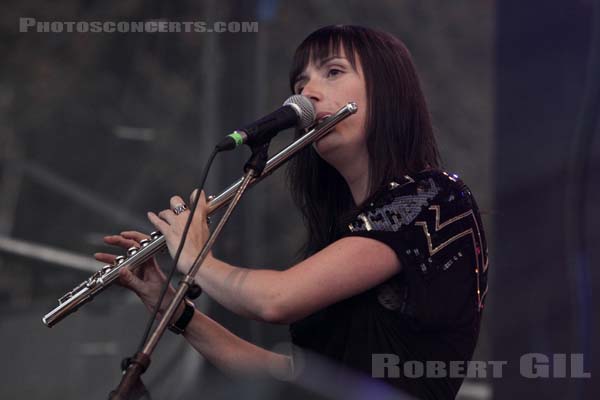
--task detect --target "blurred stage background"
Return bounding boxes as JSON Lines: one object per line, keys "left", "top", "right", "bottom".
{"left": 0, "top": 0, "right": 598, "bottom": 398}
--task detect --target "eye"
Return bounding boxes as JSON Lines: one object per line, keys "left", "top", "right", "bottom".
{"left": 327, "top": 68, "right": 343, "bottom": 78}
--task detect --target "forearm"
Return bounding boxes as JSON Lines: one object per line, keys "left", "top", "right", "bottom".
{"left": 183, "top": 309, "right": 292, "bottom": 376}
{"left": 193, "top": 256, "right": 286, "bottom": 322}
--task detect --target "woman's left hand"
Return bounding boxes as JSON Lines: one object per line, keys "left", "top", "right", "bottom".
{"left": 147, "top": 189, "right": 211, "bottom": 273}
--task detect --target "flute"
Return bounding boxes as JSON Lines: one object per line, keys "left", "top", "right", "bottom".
{"left": 42, "top": 102, "right": 357, "bottom": 327}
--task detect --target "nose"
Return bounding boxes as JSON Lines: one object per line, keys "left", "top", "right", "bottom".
{"left": 301, "top": 79, "right": 322, "bottom": 105}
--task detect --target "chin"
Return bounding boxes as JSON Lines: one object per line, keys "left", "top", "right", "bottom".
{"left": 314, "top": 136, "right": 345, "bottom": 167}
{"left": 313, "top": 137, "right": 336, "bottom": 159}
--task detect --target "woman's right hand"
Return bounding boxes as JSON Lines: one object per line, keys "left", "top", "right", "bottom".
{"left": 94, "top": 231, "right": 182, "bottom": 322}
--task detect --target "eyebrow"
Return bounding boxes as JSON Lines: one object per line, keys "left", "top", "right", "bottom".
{"left": 317, "top": 56, "right": 345, "bottom": 67}
{"left": 293, "top": 56, "right": 347, "bottom": 88}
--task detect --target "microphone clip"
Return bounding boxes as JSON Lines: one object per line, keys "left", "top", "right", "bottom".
{"left": 244, "top": 141, "right": 270, "bottom": 177}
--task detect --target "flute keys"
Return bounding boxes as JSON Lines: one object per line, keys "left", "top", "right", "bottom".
{"left": 115, "top": 255, "right": 126, "bottom": 264}
{"left": 140, "top": 239, "right": 151, "bottom": 247}
{"left": 127, "top": 247, "right": 139, "bottom": 256}
{"left": 150, "top": 231, "right": 162, "bottom": 240}
{"left": 58, "top": 293, "right": 71, "bottom": 304}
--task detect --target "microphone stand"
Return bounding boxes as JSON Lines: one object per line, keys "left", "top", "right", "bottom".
{"left": 108, "top": 142, "right": 271, "bottom": 400}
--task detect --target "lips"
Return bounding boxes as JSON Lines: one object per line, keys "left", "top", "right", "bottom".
{"left": 315, "top": 112, "right": 333, "bottom": 124}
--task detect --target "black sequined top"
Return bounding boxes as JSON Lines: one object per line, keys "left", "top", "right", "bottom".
{"left": 289, "top": 170, "right": 488, "bottom": 400}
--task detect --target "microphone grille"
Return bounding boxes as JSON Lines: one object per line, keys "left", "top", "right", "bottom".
{"left": 283, "top": 95, "right": 316, "bottom": 129}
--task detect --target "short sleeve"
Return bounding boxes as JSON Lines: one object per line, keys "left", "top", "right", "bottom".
{"left": 342, "top": 171, "right": 489, "bottom": 326}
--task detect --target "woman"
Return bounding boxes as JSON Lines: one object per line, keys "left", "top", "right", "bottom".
{"left": 95, "top": 25, "right": 488, "bottom": 399}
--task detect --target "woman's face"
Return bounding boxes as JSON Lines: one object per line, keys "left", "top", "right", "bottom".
{"left": 293, "top": 47, "right": 368, "bottom": 166}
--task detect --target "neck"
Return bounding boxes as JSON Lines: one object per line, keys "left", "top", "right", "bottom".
{"left": 336, "top": 151, "right": 370, "bottom": 207}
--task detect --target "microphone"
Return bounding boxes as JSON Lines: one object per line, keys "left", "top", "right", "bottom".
{"left": 216, "top": 95, "right": 315, "bottom": 151}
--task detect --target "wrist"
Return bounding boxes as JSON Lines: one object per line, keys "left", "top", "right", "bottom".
{"left": 150, "top": 297, "right": 183, "bottom": 324}
{"left": 181, "top": 251, "right": 215, "bottom": 278}
{"left": 179, "top": 252, "right": 207, "bottom": 275}
{"left": 168, "top": 298, "right": 196, "bottom": 334}
{"left": 166, "top": 302, "right": 186, "bottom": 325}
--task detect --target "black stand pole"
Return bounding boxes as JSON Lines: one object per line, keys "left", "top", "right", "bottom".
{"left": 108, "top": 143, "right": 271, "bottom": 400}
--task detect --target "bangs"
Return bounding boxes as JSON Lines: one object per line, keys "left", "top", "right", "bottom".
{"left": 289, "top": 26, "right": 360, "bottom": 92}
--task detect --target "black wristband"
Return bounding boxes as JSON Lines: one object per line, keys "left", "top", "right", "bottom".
{"left": 168, "top": 298, "right": 195, "bottom": 335}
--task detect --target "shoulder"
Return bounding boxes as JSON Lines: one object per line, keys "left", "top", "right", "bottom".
{"left": 346, "top": 169, "right": 479, "bottom": 234}
{"left": 343, "top": 170, "right": 488, "bottom": 296}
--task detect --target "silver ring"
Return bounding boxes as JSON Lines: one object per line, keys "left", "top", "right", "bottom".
{"left": 172, "top": 204, "right": 188, "bottom": 215}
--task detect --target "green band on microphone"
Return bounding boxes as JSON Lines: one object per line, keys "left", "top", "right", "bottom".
{"left": 228, "top": 131, "right": 244, "bottom": 146}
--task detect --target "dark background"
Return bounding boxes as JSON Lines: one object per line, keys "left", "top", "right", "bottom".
{"left": 0, "top": 0, "right": 597, "bottom": 399}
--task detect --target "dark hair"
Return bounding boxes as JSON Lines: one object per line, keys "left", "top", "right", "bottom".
{"left": 286, "top": 25, "right": 440, "bottom": 257}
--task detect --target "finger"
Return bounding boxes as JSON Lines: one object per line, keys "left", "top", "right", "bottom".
{"left": 94, "top": 252, "right": 116, "bottom": 264}
{"left": 141, "top": 260, "right": 167, "bottom": 282}
{"left": 121, "top": 231, "right": 151, "bottom": 243}
{"left": 157, "top": 209, "right": 177, "bottom": 224}
{"left": 194, "top": 190, "right": 208, "bottom": 220}
{"left": 189, "top": 189, "right": 199, "bottom": 205}
{"left": 188, "top": 190, "right": 206, "bottom": 215}
{"left": 151, "top": 263, "right": 167, "bottom": 281}
{"left": 148, "top": 211, "right": 169, "bottom": 233}
{"left": 118, "top": 268, "right": 144, "bottom": 292}
{"left": 169, "top": 195, "right": 187, "bottom": 210}
{"left": 104, "top": 235, "right": 139, "bottom": 250}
